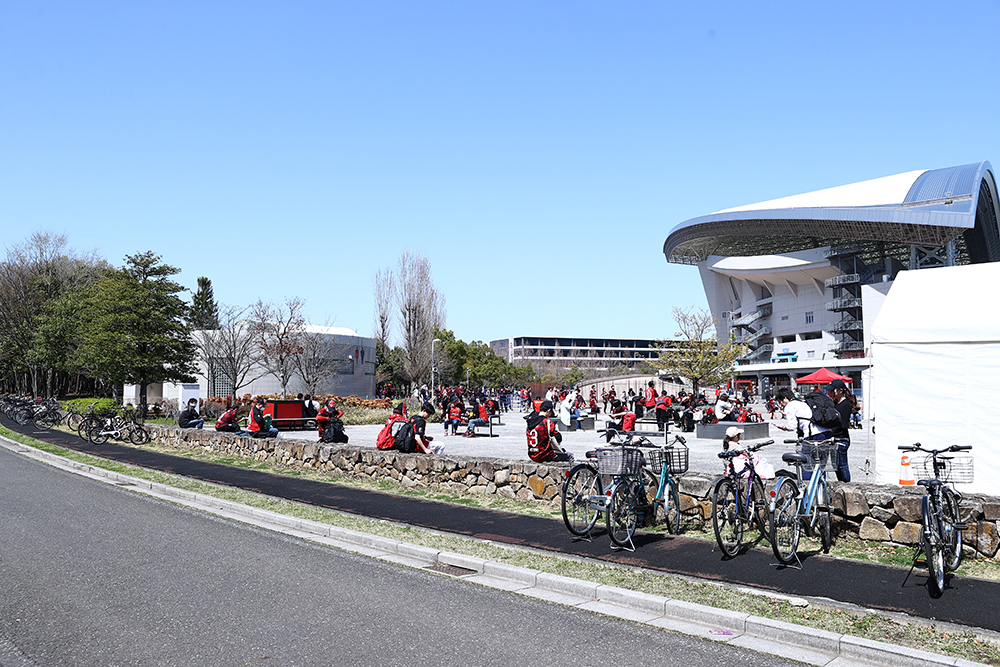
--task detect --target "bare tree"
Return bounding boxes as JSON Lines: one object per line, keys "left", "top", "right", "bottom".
{"left": 294, "top": 320, "right": 350, "bottom": 396}
{"left": 372, "top": 267, "right": 394, "bottom": 348}
{"left": 250, "top": 297, "right": 306, "bottom": 397}
{"left": 395, "top": 252, "right": 445, "bottom": 389}
{"left": 193, "top": 304, "right": 266, "bottom": 400}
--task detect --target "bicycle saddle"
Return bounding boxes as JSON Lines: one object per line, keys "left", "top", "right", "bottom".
{"left": 917, "top": 478, "right": 942, "bottom": 488}
{"left": 782, "top": 452, "right": 809, "bottom": 465}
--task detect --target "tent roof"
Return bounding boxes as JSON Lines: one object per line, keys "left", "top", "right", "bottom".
{"left": 871, "top": 263, "right": 1000, "bottom": 344}
{"left": 795, "top": 368, "right": 852, "bottom": 384}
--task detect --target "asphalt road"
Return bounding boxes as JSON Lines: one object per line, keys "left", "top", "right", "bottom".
{"left": 0, "top": 443, "right": 802, "bottom": 667}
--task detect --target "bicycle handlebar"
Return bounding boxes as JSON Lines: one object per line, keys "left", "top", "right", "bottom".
{"left": 899, "top": 442, "right": 972, "bottom": 453}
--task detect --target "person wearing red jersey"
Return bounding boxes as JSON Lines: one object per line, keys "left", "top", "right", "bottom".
{"left": 644, "top": 381, "right": 657, "bottom": 410}
{"left": 607, "top": 399, "right": 636, "bottom": 442}
{"left": 215, "top": 404, "right": 244, "bottom": 434}
{"left": 524, "top": 400, "right": 572, "bottom": 463}
{"left": 444, "top": 399, "right": 463, "bottom": 436}
{"left": 654, "top": 393, "right": 672, "bottom": 432}
{"left": 316, "top": 399, "right": 344, "bottom": 437}
{"left": 463, "top": 399, "right": 491, "bottom": 437}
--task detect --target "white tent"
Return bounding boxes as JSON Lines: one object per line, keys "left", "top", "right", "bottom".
{"left": 870, "top": 263, "right": 1000, "bottom": 494}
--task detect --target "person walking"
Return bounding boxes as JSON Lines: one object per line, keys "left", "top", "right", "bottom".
{"left": 826, "top": 379, "right": 854, "bottom": 481}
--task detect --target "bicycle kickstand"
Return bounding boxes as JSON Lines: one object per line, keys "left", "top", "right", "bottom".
{"left": 900, "top": 542, "right": 925, "bottom": 588}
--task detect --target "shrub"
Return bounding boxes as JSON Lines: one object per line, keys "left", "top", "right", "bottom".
{"left": 62, "top": 398, "right": 119, "bottom": 414}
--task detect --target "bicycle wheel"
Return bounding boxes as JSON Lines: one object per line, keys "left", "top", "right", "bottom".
{"left": 922, "top": 494, "right": 945, "bottom": 595}
{"left": 750, "top": 477, "right": 771, "bottom": 540}
{"left": 32, "top": 411, "right": 57, "bottom": 429}
{"left": 66, "top": 412, "right": 84, "bottom": 432}
{"left": 941, "top": 487, "right": 963, "bottom": 572}
{"left": 88, "top": 424, "right": 109, "bottom": 445}
{"left": 770, "top": 478, "right": 801, "bottom": 565}
{"left": 639, "top": 469, "right": 662, "bottom": 527}
{"left": 129, "top": 424, "right": 150, "bottom": 446}
{"left": 606, "top": 480, "right": 640, "bottom": 548}
{"left": 662, "top": 479, "right": 682, "bottom": 534}
{"left": 561, "top": 464, "right": 602, "bottom": 537}
{"left": 817, "top": 480, "right": 832, "bottom": 554}
{"left": 712, "top": 479, "right": 743, "bottom": 557}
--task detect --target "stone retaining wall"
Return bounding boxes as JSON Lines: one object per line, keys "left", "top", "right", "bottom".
{"left": 149, "top": 426, "right": 1000, "bottom": 558}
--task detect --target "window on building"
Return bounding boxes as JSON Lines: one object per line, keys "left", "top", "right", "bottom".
{"left": 807, "top": 350, "right": 815, "bottom": 358}
{"left": 805, "top": 311, "right": 814, "bottom": 324}
{"left": 781, "top": 315, "right": 789, "bottom": 321}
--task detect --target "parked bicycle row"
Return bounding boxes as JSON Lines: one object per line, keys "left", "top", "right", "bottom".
{"left": 559, "top": 427, "right": 973, "bottom": 597}
{"left": 0, "top": 396, "right": 151, "bottom": 446}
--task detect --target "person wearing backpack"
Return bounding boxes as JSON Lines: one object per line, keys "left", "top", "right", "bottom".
{"left": 377, "top": 403, "right": 409, "bottom": 450}
{"left": 394, "top": 402, "right": 438, "bottom": 454}
{"left": 774, "top": 387, "right": 834, "bottom": 441}
{"left": 826, "top": 379, "right": 854, "bottom": 481}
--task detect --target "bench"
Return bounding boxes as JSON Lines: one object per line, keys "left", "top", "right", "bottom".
{"left": 560, "top": 416, "right": 595, "bottom": 432}
{"left": 471, "top": 420, "right": 497, "bottom": 437}
{"left": 696, "top": 421, "right": 770, "bottom": 440}
{"left": 489, "top": 414, "right": 503, "bottom": 427}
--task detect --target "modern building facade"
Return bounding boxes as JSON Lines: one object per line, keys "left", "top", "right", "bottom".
{"left": 490, "top": 336, "right": 677, "bottom": 375}
{"left": 663, "top": 161, "right": 1000, "bottom": 394}
{"left": 124, "top": 325, "right": 377, "bottom": 406}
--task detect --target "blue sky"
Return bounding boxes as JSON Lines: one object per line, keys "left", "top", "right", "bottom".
{"left": 3, "top": 1, "right": 999, "bottom": 345}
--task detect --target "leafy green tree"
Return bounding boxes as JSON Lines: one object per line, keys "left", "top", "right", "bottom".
{"left": 560, "top": 365, "right": 586, "bottom": 387}
{"left": 75, "top": 252, "right": 197, "bottom": 413}
{"left": 189, "top": 276, "right": 220, "bottom": 329}
{"left": 653, "top": 306, "right": 745, "bottom": 397}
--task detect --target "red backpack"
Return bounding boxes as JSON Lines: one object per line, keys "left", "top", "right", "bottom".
{"left": 376, "top": 414, "right": 408, "bottom": 450}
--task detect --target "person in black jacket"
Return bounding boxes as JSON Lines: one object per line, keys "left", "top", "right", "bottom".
{"left": 178, "top": 398, "right": 204, "bottom": 429}
{"left": 826, "top": 380, "right": 853, "bottom": 482}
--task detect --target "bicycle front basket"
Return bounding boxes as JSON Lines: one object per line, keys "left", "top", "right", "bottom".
{"left": 913, "top": 455, "right": 974, "bottom": 484}
{"left": 666, "top": 444, "right": 689, "bottom": 475}
{"left": 644, "top": 448, "right": 667, "bottom": 474}
{"left": 798, "top": 441, "right": 839, "bottom": 473}
{"left": 597, "top": 447, "right": 643, "bottom": 476}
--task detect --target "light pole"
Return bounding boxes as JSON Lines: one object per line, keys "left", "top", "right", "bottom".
{"left": 431, "top": 338, "right": 442, "bottom": 401}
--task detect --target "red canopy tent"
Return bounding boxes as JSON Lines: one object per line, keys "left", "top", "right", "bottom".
{"left": 794, "top": 368, "right": 852, "bottom": 385}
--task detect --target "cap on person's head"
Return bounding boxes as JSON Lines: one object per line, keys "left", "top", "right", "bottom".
{"left": 421, "top": 401, "right": 435, "bottom": 415}
{"left": 826, "top": 379, "right": 848, "bottom": 392}
{"left": 539, "top": 400, "right": 554, "bottom": 413}
{"left": 725, "top": 426, "right": 744, "bottom": 439}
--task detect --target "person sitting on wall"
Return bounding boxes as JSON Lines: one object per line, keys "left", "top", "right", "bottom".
{"left": 247, "top": 397, "right": 279, "bottom": 438}
{"left": 524, "top": 400, "right": 572, "bottom": 463}
{"left": 215, "top": 403, "right": 244, "bottom": 434}
{"left": 316, "top": 399, "right": 344, "bottom": 437}
{"left": 178, "top": 398, "right": 204, "bottom": 429}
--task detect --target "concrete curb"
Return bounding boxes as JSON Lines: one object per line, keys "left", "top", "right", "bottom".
{"left": 0, "top": 436, "right": 984, "bottom": 667}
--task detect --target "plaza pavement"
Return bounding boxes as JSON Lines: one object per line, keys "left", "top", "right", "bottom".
{"left": 285, "top": 403, "right": 878, "bottom": 483}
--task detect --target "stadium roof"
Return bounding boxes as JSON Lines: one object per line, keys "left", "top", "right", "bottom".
{"left": 663, "top": 161, "right": 1000, "bottom": 266}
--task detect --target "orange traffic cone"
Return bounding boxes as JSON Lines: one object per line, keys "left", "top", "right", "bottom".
{"left": 899, "top": 455, "right": 915, "bottom": 485}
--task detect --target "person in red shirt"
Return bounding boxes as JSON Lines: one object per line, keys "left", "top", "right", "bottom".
{"left": 644, "top": 381, "right": 657, "bottom": 410}
{"left": 607, "top": 399, "right": 636, "bottom": 442}
{"left": 444, "top": 399, "right": 463, "bottom": 436}
{"left": 654, "top": 393, "right": 671, "bottom": 432}
{"left": 215, "top": 404, "right": 244, "bottom": 434}
{"left": 524, "top": 400, "right": 572, "bottom": 463}
{"left": 316, "top": 399, "right": 344, "bottom": 437}
{"left": 463, "top": 399, "right": 491, "bottom": 437}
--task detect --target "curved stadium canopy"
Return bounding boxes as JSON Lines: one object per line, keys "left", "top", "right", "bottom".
{"left": 663, "top": 161, "right": 1000, "bottom": 267}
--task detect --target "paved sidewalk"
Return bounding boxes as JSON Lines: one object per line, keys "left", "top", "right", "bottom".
{"left": 295, "top": 407, "right": 876, "bottom": 483}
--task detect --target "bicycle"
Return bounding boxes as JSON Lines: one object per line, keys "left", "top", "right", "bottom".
{"left": 639, "top": 434, "right": 689, "bottom": 535}
{"left": 712, "top": 439, "right": 775, "bottom": 557}
{"left": 899, "top": 443, "right": 972, "bottom": 596}
{"left": 560, "top": 429, "right": 660, "bottom": 549}
{"left": 769, "top": 437, "right": 837, "bottom": 566}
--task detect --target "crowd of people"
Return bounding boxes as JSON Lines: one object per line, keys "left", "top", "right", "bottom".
{"left": 176, "top": 378, "right": 859, "bottom": 479}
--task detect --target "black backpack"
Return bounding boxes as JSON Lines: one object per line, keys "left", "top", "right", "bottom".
{"left": 802, "top": 392, "right": 842, "bottom": 429}
{"left": 320, "top": 417, "right": 349, "bottom": 443}
{"left": 393, "top": 418, "right": 417, "bottom": 453}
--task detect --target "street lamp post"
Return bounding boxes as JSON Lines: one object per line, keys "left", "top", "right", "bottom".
{"left": 431, "top": 338, "right": 442, "bottom": 401}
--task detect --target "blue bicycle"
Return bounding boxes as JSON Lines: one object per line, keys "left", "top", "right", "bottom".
{"left": 770, "top": 437, "right": 837, "bottom": 566}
